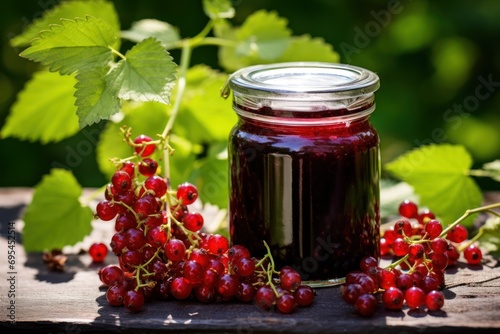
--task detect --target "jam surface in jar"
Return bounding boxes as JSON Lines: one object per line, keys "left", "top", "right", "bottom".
{"left": 226, "top": 62, "right": 381, "bottom": 281}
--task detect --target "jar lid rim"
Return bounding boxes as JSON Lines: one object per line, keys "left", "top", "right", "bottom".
{"left": 223, "top": 62, "right": 380, "bottom": 99}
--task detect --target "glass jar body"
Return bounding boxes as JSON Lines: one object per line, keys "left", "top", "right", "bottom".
{"left": 228, "top": 108, "right": 380, "bottom": 281}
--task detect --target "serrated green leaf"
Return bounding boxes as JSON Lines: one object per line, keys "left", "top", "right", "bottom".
{"left": 11, "top": 0, "right": 120, "bottom": 49}
{"left": 478, "top": 217, "right": 500, "bottom": 258}
{"left": 189, "top": 152, "right": 228, "bottom": 208}
{"left": 203, "top": 0, "right": 235, "bottom": 19}
{"left": 384, "top": 144, "right": 483, "bottom": 226}
{"left": 22, "top": 169, "right": 94, "bottom": 252}
{"left": 277, "top": 35, "right": 340, "bottom": 63}
{"left": 0, "top": 71, "right": 79, "bottom": 143}
{"left": 174, "top": 65, "right": 235, "bottom": 143}
{"left": 218, "top": 10, "right": 291, "bottom": 71}
{"left": 107, "top": 37, "right": 177, "bottom": 104}
{"left": 121, "top": 19, "right": 180, "bottom": 49}
{"left": 75, "top": 66, "right": 121, "bottom": 128}
{"left": 20, "top": 16, "right": 117, "bottom": 75}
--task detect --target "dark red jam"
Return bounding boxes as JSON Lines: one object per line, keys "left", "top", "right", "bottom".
{"left": 228, "top": 105, "right": 380, "bottom": 281}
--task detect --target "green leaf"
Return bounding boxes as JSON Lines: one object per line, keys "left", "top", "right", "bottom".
{"left": 107, "top": 37, "right": 177, "bottom": 104}
{"left": 0, "top": 71, "right": 79, "bottom": 143}
{"left": 11, "top": 0, "right": 120, "bottom": 49}
{"left": 218, "top": 10, "right": 291, "bottom": 71}
{"left": 121, "top": 19, "right": 180, "bottom": 49}
{"left": 384, "top": 144, "right": 483, "bottom": 226}
{"left": 189, "top": 149, "right": 229, "bottom": 208}
{"left": 22, "top": 169, "right": 94, "bottom": 252}
{"left": 478, "top": 217, "right": 500, "bottom": 258}
{"left": 174, "top": 65, "right": 235, "bottom": 143}
{"left": 20, "top": 16, "right": 117, "bottom": 75}
{"left": 237, "top": 10, "right": 291, "bottom": 59}
{"left": 202, "top": 0, "right": 235, "bottom": 19}
{"left": 277, "top": 35, "right": 340, "bottom": 63}
{"left": 74, "top": 66, "right": 121, "bottom": 128}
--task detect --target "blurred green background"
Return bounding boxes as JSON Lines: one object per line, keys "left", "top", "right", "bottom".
{"left": 1, "top": 0, "right": 499, "bottom": 190}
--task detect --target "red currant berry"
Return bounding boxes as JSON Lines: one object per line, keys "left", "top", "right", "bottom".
{"left": 207, "top": 234, "right": 229, "bottom": 255}
{"left": 176, "top": 182, "right": 198, "bottom": 205}
{"left": 124, "top": 228, "right": 147, "bottom": 250}
{"left": 138, "top": 158, "right": 158, "bottom": 176}
{"left": 425, "top": 290, "right": 445, "bottom": 311}
{"left": 293, "top": 285, "right": 315, "bottom": 307}
{"left": 405, "top": 286, "right": 425, "bottom": 309}
{"left": 394, "top": 219, "right": 413, "bottom": 237}
{"left": 184, "top": 260, "right": 204, "bottom": 285}
{"left": 124, "top": 289, "right": 144, "bottom": 312}
{"left": 431, "top": 237, "right": 449, "bottom": 255}
{"left": 183, "top": 212, "right": 204, "bottom": 232}
{"left": 398, "top": 199, "right": 419, "bottom": 219}
{"left": 355, "top": 293, "right": 378, "bottom": 317}
{"left": 106, "top": 284, "right": 126, "bottom": 306}
{"left": 217, "top": 274, "right": 239, "bottom": 300}
{"left": 255, "top": 285, "right": 276, "bottom": 310}
{"left": 144, "top": 175, "right": 167, "bottom": 197}
{"left": 280, "top": 270, "right": 302, "bottom": 291}
{"left": 341, "top": 283, "right": 364, "bottom": 305}
{"left": 464, "top": 244, "right": 482, "bottom": 265}
{"left": 408, "top": 243, "right": 425, "bottom": 259}
{"left": 395, "top": 273, "right": 413, "bottom": 291}
{"left": 134, "top": 134, "right": 156, "bottom": 157}
{"left": 378, "top": 268, "right": 397, "bottom": 290}
{"left": 236, "top": 282, "right": 256, "bottom": 302}
{"left": 96, "top": 200, "right": 118, "bottom": 221}
{"left": 446, "top": 224, "right": 468, "bottom": 243}
{"left": 430, "top": 252, "right": 448, "bottom": 271}
{"left": 425, "top": 219, "right": 443, "bottom": 239}
{"left": 89, "top": 242, "right": 108, "bottom": 263}
{"left": 229, "top": 244, "right": 251, "bottom": 263}
{"left": 164, "top": 239, "right": 186, "bottom": 262}
{"left": 383, "top": 286, "right": 404, "bottom": 310}
{"left": 194, "top": 285, "right": 216, "bottom": 303}
{"left": 276, "top": 293, "right": 298, "bottom": 314}
{"left": 233, "top": 257, "right": 255, "bottom": 277}
{"left": 112, "top": 170, "right": 132, "bottom": 193}
{"left": 359, "top": 256, "right": 379, "bottom": 275}
{"left": 98, "top": 265, "right": 123, "bottom": 286}
{"left": 392, "top": 238, "right": 409, "bottom": 257}
{"left": 170, "top": 277, "right": 193, "bottom": 300}
{"left": 146, "top": 226, "right": 168, "bottom": 248}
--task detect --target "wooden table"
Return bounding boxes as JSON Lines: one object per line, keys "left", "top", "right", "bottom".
{"left": 1, "top": 188, "right": 500, "bottom": 333}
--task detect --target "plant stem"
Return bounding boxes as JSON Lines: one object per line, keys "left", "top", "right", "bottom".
{"left": 439, "top": 202, "right": 500, "bottom": 238}
{"left": 161, "top": 41, "right": 192, "bottom": 183}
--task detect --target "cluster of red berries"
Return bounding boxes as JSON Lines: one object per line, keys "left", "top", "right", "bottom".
{"left": 381, "top": 199, "right": 483, "bottom": 266}
{"left": 341, "top": 255, "right": 446, "bottom": 317}
{"left": 94, "top": 130, "right": 315, "bottom": 313}
{"left": 342, "top": 199, "right": 484, "bottom": 317}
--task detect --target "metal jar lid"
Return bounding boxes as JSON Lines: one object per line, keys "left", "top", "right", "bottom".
{"left": 222, "top": 62, "right": 380, "bottom": 102}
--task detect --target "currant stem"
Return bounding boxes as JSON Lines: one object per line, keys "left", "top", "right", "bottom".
{"left": 439, "top": 202, "right": 500, "bottom": 238}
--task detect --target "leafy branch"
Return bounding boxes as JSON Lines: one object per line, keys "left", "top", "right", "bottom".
{"left": 3, "top": 0, "right": 340, "bottom": 252}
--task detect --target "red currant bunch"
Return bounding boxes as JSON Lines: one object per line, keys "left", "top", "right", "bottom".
{"left": 95, "top": 130, "right": 316, "bottom": 313}
{"left": 341, "top": 256, "right": 445, "bottom": 317}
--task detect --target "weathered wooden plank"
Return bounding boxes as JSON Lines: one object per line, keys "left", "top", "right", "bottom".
{"left": 1, "top": 188, "right": 500, "bottom": 333}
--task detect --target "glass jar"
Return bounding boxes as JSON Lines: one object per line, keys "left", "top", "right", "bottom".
{"left": 226, "top": 62, "right": 381, "bottom": 285}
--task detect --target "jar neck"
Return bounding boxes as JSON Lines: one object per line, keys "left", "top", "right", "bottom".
{"left": 234, "top": 103, "right": 375, "bottom": 129}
